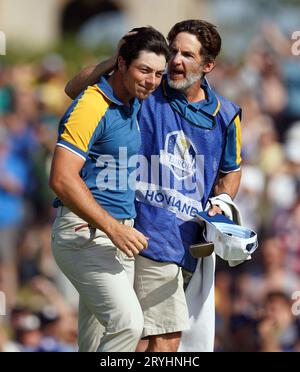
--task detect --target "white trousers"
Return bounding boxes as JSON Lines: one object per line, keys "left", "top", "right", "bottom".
{"left": 51, "top": 207, "right": 143, "bottom": 352}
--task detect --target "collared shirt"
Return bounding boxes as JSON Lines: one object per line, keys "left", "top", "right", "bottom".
{"left": 163, "top": 78, "right": 221, "bottom": 129}
{"left": 54, "top": 76, "right": 141, "bottom": 219}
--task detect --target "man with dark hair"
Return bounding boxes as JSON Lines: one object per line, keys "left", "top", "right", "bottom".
{"left": 119, "top": 26, "right": 170, "bottom": 69}
{"left": 65, "top": 20, "right": 242, "bottom": 352}
{"left": 167, "top": 20, "right": 221, "bottom": 63}
{"left": 49, "top": 27, "right": 168, "bottom": 352}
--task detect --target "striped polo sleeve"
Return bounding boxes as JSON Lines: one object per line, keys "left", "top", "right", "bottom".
{"left": 220, "top": 111, "right": 242, "bottom": 173}
{"left": 57, "top": 85, "right": 110, "bottom": 160}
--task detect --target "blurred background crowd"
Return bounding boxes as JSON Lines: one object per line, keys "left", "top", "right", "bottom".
{"left": 0, "top": 0, "right": 300, "bottom": 352}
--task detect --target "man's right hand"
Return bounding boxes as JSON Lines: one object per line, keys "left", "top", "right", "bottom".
{"left": 107, "top": 223, "right": 149, "bottom": 258}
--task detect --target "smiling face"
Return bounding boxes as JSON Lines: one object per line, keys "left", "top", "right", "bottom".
{"left": 120, "top": 51, "right": 166, "bottom": 100}
{"left": 167, "top": 32, "right": 214, "bottom": 91}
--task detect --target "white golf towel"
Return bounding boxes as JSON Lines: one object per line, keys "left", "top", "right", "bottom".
{"left": 178, "top": 254, "right": 216, "bottom": 352}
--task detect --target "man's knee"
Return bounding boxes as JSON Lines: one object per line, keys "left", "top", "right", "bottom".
{"left": 100, "top": 314, "right": 144, "bottom": 352}
{"left": 115, "top": 307, "right": 144, "bottom": 343}
{"left": 136, "top": 338, "right": 149, "bottom": 352}
{"left": 147, "top": 332, "right": 181, "bottom": 352}
{"left": 126, "top": 311, "right": 144, "bottom": 341}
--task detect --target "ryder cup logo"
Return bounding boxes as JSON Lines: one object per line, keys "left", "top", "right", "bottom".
{"left": 160, "top": 131, "right": 197, "bottom": 180}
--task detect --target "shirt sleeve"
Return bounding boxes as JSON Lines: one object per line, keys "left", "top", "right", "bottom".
{"left": 57, "top": 86, "right": 110, "bottom": 160}
{"left": 220, "top": 111, "right": 242, "bottom": 173}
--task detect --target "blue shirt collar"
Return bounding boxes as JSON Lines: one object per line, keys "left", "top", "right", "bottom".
{"left": 96, "top": 75, "right": 140, "bottom": 112}
{"left": 161, "top": 76, "right": 221, "bottom": 129}
{"left": 163, "top": 76, "right": 221, "bottom": 118}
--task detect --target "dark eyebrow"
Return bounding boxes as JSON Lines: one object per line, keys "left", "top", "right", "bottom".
{"left": 138, "top": 64, "right": 165, "bottom": 73}
{"left": 170, "top": 46, "right": 196, "bottom": 56}
{"left": 183, "top": 51, "right": 196, "bottom": 57}
{"left": 183, "top": 50, "right": 196, "bottom": 56}
{"left": 139, "top": 64, "right": 152, "bottom": 69}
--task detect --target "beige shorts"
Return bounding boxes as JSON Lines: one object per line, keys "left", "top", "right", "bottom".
{"left": 134, "top": 255, "right": 189, "bottom": 337}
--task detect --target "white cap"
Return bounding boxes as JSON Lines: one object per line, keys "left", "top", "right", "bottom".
{"left": 196, "top": 212, "right": 258, "bottom": 267}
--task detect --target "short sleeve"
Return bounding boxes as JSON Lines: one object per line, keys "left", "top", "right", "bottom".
{"left": 57, "top": 86, "right": 110, "bottom": 160}
{"left": 220, "top": 111, "right": 242, "bottom": 173}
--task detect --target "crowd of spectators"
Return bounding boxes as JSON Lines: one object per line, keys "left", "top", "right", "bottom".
{"left": 0, "top": 22, "right": 299, "bottom": 352}
{"left": 211, "top": 22, "right": 300, "bottom": 352}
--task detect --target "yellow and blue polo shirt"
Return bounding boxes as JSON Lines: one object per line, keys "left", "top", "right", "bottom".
{"left": 54, "top": 76, "right": 141, "bottom": 219}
